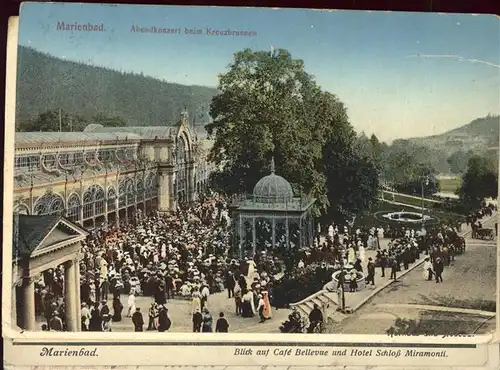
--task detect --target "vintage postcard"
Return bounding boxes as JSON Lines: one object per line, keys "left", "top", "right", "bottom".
{"left": 3, "top": 2, "right": 500, "bottom": 368}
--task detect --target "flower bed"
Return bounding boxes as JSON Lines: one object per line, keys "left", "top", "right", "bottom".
{"left": 271, "top": 264, "right": 332, "bottom": 308}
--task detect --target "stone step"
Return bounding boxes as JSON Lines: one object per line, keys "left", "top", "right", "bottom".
{"left": 304, "top": 300, "right": 315, "bottom": 312}
{"left": 311, "top": 297, "right": 324, "bottom": 309}
{"left": 316, "top": 294, "right": 330, "bottom": 305}
{"left": 326, "top": 294, "right": 339, "bottom": 306}
{"left": 296, "top": 304, "right": 309, "bottom": 319}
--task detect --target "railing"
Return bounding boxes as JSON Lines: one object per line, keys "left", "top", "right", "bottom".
{"left": 231, "top": 193, "right": 314, "bottom": 210}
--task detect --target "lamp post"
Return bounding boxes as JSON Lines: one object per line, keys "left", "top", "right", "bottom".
{"left": 421, "top": 175, "right": 430, "bottom": 230}
{"left": 337, "top": 258, "right": 346, "bottom": 312}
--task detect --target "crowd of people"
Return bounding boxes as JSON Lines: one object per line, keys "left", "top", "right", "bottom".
{"left": 31, "top": 189, "right": 495, "bottom": 333}
{"left": 34, "top": 191, "right": 279, "bottom": 332}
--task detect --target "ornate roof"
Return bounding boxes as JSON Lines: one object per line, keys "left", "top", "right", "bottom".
{"left": 15, "top": 132, "right": 143, "bottom": 146}
{"left": 14, "top": 214, "right": 61, "bottom": 258}
{"left": 13, "top": 214, "right": 89, "bottom": 259}
{"left": 83, "top": 125, "right": 177, "bottom": 139}
{"left": 252, "top": 158, "right": 294, "bottom": 204}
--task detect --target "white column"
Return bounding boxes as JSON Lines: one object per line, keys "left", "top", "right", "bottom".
{"left": 188, "top": 164, "right": 196, "bottom": 202}
{"left": 22, "top": 276, "right": 36, "bottom": 331}
{"left": 74, "top": 256, "right": 82, "bottom": 331}
{"left": 158, "top": 172, "right": 171, "bottom": 212}
{"left": 64, "top": 259, "right": 77, "bottom": 332}
{"left": 168, "top": 172, "right": 175, "bottom": 210}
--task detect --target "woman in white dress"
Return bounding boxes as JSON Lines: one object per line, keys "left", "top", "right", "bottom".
{"left": 358, "top": 244, "right": 366, "bottom": 262}
{"left": 126, "top": 290, "right": 136, "bottom": 317}
{"left": 422, "top": 258, "right": 433, "bottom": 281}
{"left": 247, "top": 259, "right": 256, "bottom": 280}
{"left": 248, "top": 289, "right": 257, "bottom": 315}
{"left": 347, "top": 246, "right": 356, "bottom": 264}
{"left": 191, "top": 289, "right": 202, "bottom": 314}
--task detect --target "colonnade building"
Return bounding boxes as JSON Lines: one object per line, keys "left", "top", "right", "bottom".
{"left": 13, "top": 111, "right": 216, "bottom": 229}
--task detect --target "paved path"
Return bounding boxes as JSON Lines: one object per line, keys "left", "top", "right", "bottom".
{"left": 376, "top": 303, "right": 496, "bottom": 317}
{"left": 381, "top": 190, "right": 443, "bottom": 203}
{"left": 35, "top": 213, "right": 496, "bottom": 334}
{"left": 109, "top": 290, "right": 291, "bottom": 333}
{"left": 325, "top": 215, "right": 497, "bottom": 335}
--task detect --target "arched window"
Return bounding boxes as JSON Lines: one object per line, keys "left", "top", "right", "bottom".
{"left": 95, "top": 187, "right": 105, "bottom": 215}
{"left": 66, "top": 194, "right": 80, "bottom": 222}
{"left": 176, "top": 136, "right": 187, "bottom": 165}
{"left": 175, "top": 136, "right": 189, "bottom": 202}
{"left": 34, "top": 192, "right": 64, "bottom": 216}
{"left": 83, "top": 192, "right": 93, "bottom": 219}
{"left": 126, "top": 178, "right": 135, "bottom": 205}
{"left": 107, "top": 187, "right": 116, "bottom": 211}
{"left": 119, "top": 179, "right": 127, "bottom": 208}
{"left": 145, "top": 172, "right": 157, "bottom": 199}
{"left": 119, "top": 178, "right": 135, "bottom": 207}
{"left": 136, "top": 176, "right": 144, "bottom": 199}
{"left": 14, "top": 204, "right": 30, "bottom": 215}
{"left": 82, "top": 185, "right": 105, "bottom": 219}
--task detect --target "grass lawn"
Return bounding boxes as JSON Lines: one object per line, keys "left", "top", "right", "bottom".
{"left": 385, "top": 311, "right": 495, "bottom": 335}
{"left": 439, "top": 177, "right": 462, "bottom": 193}
{"left": 355, "top": 201, "right": 465, "bottom": 230}
{"left": 380, "top": 191, "right": 439, "bottom": 209}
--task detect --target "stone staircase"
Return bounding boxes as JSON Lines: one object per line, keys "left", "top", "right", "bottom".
{"left": 289, "top": 290, "right": 339, "bottom": 326}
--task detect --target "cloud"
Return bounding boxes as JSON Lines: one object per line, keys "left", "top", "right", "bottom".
{"left": 407, "top": 54, "right": 500, "bottom": 69}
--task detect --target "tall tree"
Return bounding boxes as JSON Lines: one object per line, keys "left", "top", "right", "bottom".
{"left": 207, "top": 48, "right": 379, "bottom": 217}
{"left": 17, "top": 109, "right": 86, "bottom": 132}
{"left": 447, "top": 150, "right": 474, "bottom": 174}
{"left": 458, "top": 155, "right": 498, "bottom": 208}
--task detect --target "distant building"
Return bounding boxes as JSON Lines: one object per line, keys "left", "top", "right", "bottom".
{"left": 13, "top": 110, "right": 216, "bottom": 229}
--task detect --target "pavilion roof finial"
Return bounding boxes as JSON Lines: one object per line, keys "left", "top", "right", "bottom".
{"left": 270, "top": 156, "right": 275, "bottom": 174}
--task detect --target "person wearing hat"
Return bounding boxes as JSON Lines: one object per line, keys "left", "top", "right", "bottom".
{"left": 201, "top": 307, "right": 213, "bottom": 332}
{"left": 387, "top": 254, "right": 395, "bottom": 280}
{"left": 200, "top": 283, "right": 210, "bottom": 311}
{"left": 112, "top": 296, "right": 123, "bottom": 322}
{"left": 101, "top": 314, "right": 112, "bottom": 332}
{"left": 215, "top": 312, "right": 229, "bottom": 333}
{"left": 49, "top": 311, "right": 64, "bottom": 331}
{"left": 132, "top": 307, "right": 144, "bottom": 332}
{"left": 423, "top": 257, "right": 434, "bottom": 281}
{"left": 147, "top": 302, "right": 159, "bottom": 331}
{"left": 126, "top": 290, "right": 137, "bottom": 317}
{"left": 256, "top": 294, "right": 266, "bottom": 323}
{"left": 365, "top": 257, "right": 375, "bottom": 286}
{"left": 192, "top": 307, "right": 203, "bottom": 332}
{"left": 433, "top": 257, "right": 444, "bottom": 283}
{"left": 89, "top": 303, "right": 102, "bottom": 331}
{"left": 81, "top": 303, "right": 91, "bottom": 331}
{"left": 225, "top": 271, "right": 236, "bottom": 299}
{"left": 100, "top": 300, "right": 110, "bottom": 319}
{"left": 349, "top": 270, "right": 358, "bottom": 292}
{"left": 158, "top": 305, "right": 172, "bottom": 332}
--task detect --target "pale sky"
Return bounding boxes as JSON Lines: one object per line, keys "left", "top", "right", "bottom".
{"left": 18, "top": 3, "right": 500, "bottom": 142}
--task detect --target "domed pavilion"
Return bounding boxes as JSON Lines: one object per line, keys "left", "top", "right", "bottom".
{"left": 231, "top": 158, "right": 315, "bottom": 258}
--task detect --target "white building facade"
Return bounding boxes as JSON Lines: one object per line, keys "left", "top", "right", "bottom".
{"left": 13, "top": 111, "right": 216, "bottom": 229}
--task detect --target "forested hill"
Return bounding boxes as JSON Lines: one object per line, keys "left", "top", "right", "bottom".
{"left": 391, "top": 114, "right": 499, "bottom": 174}
{"left": 399, "top": 114, "right": 500, "bottom": 155}
{"left": 15, "top": 46, "right": 218, "bottom": 126}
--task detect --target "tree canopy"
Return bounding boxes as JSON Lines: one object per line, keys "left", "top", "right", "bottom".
{"left": 16, "top": 109, "right": 127, "bottom": 132}
{"left": 457, "top": 155, "right": 498, "bottom": 208}
{"left": 206, "top": 48, "right": 379, "bottom": 220}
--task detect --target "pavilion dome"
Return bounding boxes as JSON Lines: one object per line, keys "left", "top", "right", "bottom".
{"left": 252, "top": 158, "right": 294, "bottom": 203}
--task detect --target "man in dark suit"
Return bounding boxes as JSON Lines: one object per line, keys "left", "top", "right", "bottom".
{"left": 225, "top": 271, "right": 236, "bottom": 299}
{"left": 132, "top": 307, "right": 144, "bottom": 332}
{"left": 366, "top": 258, "right": 375, "bottom": 285}
{"left": 434, "top": 257, "right": 444, "bottom": 283}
